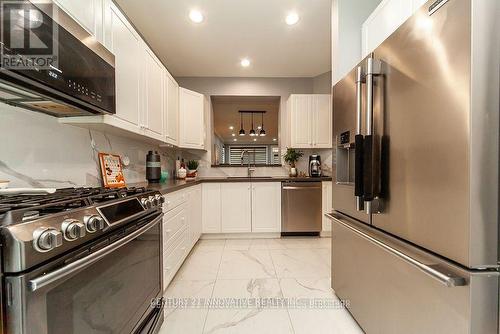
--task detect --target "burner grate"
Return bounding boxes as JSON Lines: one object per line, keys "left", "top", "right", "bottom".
{"left": 0, "top": 186, "right": 148, "bottom": 224}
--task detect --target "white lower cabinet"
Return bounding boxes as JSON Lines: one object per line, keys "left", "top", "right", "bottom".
{"left": 202, "top": 182, "right": 282, "bottom": 234}
{"left": 251, "top": 182, "right": 281, "bottom": 233}
{"left": 202, "top": 183, "right": 222, "bottom": 233}
{"left": 221, "top": 183, "right": 252, "bottom": 233}
{"left": 162, "top": 187, "right": 202, "bottom": 290}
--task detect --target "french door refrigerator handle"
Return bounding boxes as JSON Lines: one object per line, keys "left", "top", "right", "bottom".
{"left": 354, "top": 66, "right": 365, "bottom": 211}
{"left": 364, "top": 56, "right": 382, "bottom": 213}
{"left": 28, "top": 213, "right": 163, "bottom": 292}
{"left": 326, "top": 213, "right": 467, "bottom": 287}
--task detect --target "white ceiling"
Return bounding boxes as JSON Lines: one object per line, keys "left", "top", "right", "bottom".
{"left": 114, "top": 0, "right": 331, "bottom": 77}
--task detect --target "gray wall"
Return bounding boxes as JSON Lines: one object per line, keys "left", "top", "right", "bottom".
{"left": 313, "top": 71, "right": 332, "bottom": 94}
{"left": 332, "top": 0, "right": 381, "bottom": 84}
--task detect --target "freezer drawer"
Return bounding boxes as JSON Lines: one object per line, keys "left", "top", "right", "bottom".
{"left": 328, "top": 213, "right": 498, "bottom": 334}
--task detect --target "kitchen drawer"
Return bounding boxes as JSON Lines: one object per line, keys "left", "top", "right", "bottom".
{"left": 163, "top": 189, "right": 188, "bottom": 212}
{"left": 163, "top": 205, "right": 187, "bottom": 249}
{"left": 163, "top": 226, "right": 189, "bottom": 287}
{"left": 330, "top": 214, "right": 498, "bottom": 334}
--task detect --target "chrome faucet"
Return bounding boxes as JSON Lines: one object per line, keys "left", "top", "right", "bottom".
{"left": 240, "top": 150, "right": 256, "bottom": 177}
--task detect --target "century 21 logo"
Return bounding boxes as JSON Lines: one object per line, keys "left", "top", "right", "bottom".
{"left": 1, "top": 1, "right": 58, "bottom": 69}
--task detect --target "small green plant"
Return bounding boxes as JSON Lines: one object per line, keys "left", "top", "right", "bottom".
{"left": 283, "top": 148, "right": 303, "bottom": 168}
{"left": 186, "top": 160, "right": 199, "bottom": 171}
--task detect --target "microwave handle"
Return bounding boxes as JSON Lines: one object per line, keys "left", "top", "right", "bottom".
{"left": 29, "top": 213, "right": 163, "bottom": 292}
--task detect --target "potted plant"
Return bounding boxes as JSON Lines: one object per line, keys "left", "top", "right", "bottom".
{"left": 186, "top": 160, "right": 199, "bottom": 179}
{"left": 283, "top": 148, "right": 303, "bottom": 177}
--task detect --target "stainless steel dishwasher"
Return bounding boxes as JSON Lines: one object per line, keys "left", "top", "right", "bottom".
{"left": 281, "top": 181, "right": 322, "bottom": 235}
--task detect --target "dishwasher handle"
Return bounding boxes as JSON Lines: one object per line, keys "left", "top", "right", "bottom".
{"left": 282, "top": 185, "right": 322, "bottom": 190}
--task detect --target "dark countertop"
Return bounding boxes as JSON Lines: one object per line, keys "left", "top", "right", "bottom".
{"left": 131, "top": 176, "right": 332, "bottom": 195}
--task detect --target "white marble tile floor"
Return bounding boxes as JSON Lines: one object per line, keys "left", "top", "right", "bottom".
{"left": 159, "top": 237, "right": 363, "bottom": 334}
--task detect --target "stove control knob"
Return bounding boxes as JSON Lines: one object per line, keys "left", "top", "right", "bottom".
{"left": 61, "top": 219, "right": 86, "bottom": 241}
{"left": 84, "top": 215, "right": 105, "bottom": 233}
{"left": 155, "top": 194, "right": 164, "bottom": 206}
{"left": 149, "top": 196, "right": 157, "bottom": 206}
{"left": 141, "top": 197, "right": 153, "bottom": 209}
{"left": 33, "top": 227, "right": 63, "bottom": 252}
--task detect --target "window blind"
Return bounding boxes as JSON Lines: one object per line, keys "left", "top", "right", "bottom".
{"left": 228, "top": 146, "right": 268, "bottom": 165}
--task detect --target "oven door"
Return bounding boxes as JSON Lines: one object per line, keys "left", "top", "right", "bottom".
{"left": 4, "top": 212, "right": 163, "bottom": 334}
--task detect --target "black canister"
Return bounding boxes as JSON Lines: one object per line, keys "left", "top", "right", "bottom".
{"left": 146, "top": 150, "right": 161, "bottom": 183}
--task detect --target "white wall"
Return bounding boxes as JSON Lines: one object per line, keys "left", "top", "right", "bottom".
{"left": 176, "top": 77, "right": 333, "bottom": 177}
{"left": 331, "top": 0, "right": 382, "bottom": 85}
{"left": 0, "top": 104, "right": 175, "bottom": 188}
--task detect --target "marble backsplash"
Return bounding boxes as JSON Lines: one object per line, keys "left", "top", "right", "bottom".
{"left": 0, "top": 105, "right": 333, "bottom": 188}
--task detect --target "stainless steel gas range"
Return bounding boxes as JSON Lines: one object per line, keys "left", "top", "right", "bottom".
{"left": 0, "top": 187, "right": 165, "bottom": 334}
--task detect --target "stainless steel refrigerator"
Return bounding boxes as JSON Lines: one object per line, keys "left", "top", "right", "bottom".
{"left": 328, "top": 0, "right": 499, "bottom": 333}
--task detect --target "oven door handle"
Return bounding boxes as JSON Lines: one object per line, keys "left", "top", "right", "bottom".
{"left": 29, "top": 213, "right": 163, "bottom": 292}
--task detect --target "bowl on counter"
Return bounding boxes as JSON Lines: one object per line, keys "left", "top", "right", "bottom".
{"left": 0, "top": 180, "right": 10, "bottom": 189}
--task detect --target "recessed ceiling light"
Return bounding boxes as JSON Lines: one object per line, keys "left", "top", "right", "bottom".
{"left": 241, "top": 58, "right": 251, "bottom": 67}
{"left": 253, "top": 138, "right": 257, "bottom": 142}
{"left": 231, "top": 133, "right": 236, "bottom": 137}
{"left": 257, "top": 126, "right": 262, "bottom": 130}
{"left": 189, "top": 10, "right": 204, "bottom": 23}
{"left": 229, "top": 126, "right": 234, "bottom": 130}
{"left": 286, "top": 12, "right": 299, "bottom": 25}
{"left": 233, "top": 138, "right": 237, "bottom": 142}
{"left": 273, "top": 138, "right": 277, "bottom": 141}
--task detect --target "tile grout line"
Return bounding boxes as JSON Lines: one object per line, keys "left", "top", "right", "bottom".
{"left": 201, "top": 239, "right": 226, "bottom": 334}
{"left": 268, "top": 245, "right": 296, "bottom": 334}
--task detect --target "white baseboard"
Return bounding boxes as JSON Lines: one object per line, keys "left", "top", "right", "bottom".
{"left": 201, "top": 233, "right": 281, "bottom": 239}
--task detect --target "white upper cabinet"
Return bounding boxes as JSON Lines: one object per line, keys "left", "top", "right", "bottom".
{"left": 251, "top": 182, "right": 281, "bottom": 233}
{"left": 221, "top": 183, "right": 252, "bottom": 233}
{"left": 179, "top": 88, "right": 205, "bottom": 149}
{"left": 108, "top": 3, "right": 141, "bottom": 130}
{"left": 289, "top": 94, "right": 332, "bottom": 149}
{"left": 313, "top": 94, "right": 332, "bottom": 148}
{"left": 165, "top": 71, "right": 179, "bottom": 146}
{"left": 54, "top": 0, "right": 103, "bottom": 42}
{"left": 142, "top": 46, "right": 165, "bottom": 140}
{"left": 362, "top": 0, "right": 428, "bottom": 57}
{"left": 289, "top": 95, "right": 313, "bottom": 147}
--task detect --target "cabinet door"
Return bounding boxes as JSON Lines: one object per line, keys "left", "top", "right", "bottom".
{"left": 202, "top": 183, "right": 221, "bottom": 233}
{"left": 221, "top": 183, "right": 251, "bottom": 233}
{"left": 189, "top": 185, "right": 202, "bottom": 244}
{"left": 55, "top": 0, "right": 102, "bottom": 39}
{"left": 165, "top": 72, "right": 179, "bottom": 145}
{"left": 251, "top": 182, "right": 281, "bottom": 233}
{"left": 143, "top": 47, "right": 164, "bottom": 140}
{"left": 179, "top": 88, "right": 204, "bottom": 149}
{"left": 108, "top": 4, "right": 141, "bottom": 128}
{"left": 361, "top": 0, "right": 413, "bottom": 57}
{"left": 313, "top": 94, "right": 332, "bottom": 148}
{"left": 322, "top": 181, "right": 333, "bottom": 232}
{"left": 290, "top": 95, "right": 313, "bottom": 148}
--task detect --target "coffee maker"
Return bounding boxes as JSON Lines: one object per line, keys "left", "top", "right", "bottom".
{"left": 308, "top": 155, "right": 322, "bottom": 177}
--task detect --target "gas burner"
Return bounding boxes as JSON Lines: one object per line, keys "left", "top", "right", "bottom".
{"left": 0, "top": 186, "right": 150, "bottom": 226}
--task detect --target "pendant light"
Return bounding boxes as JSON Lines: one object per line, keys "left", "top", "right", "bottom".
{"left": 259, "top": 113, "right": 266, "bottom": 136}
{"left": 239, "top": 112, "right": 245, "bottom": 136}
{"left": 249, "top": 112, "right": 256, "bottom": 136}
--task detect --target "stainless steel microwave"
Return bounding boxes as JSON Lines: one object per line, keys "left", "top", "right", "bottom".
{"left": 0, "top": 0, "right": 115, "bottom": 116}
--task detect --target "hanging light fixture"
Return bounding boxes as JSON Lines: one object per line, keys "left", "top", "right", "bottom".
{"left": 239, "top": 112, "right": 245, "bottom": 136}
{"left": 249, "top": 112, "right": 256, "bottom": 136}
{"left": 259, "top": 113, "right": 266, "bottom": 136}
